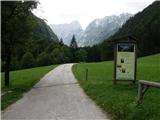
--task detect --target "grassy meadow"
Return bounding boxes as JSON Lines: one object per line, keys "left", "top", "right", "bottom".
{"left": 72, "top": 54, "right": 160, "bottom": 120}
{"left": 1, "top": 65, "right": 58, "bottom": 110}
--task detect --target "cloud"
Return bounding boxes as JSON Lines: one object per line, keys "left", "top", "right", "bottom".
{"left": 125, "top": 0, "right": 154, "bottom": 12}
{"left": 33, "top": 0, "right": 155, "bottom": 29}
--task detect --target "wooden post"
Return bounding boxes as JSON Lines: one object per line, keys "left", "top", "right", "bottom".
{"left": 86, "top": 68, "right": 88, "bottom": 81}
{"left": 133, "top": 43, "right": 137, "bottom": 84}
{"left": 137, "top": 82, "right": 142, "bottom": 104}
{"left": 113, "top": 42, "right": 117, "bottom": 85}
{"left": 137, "top": 80, "right": 160, "bottom": 105}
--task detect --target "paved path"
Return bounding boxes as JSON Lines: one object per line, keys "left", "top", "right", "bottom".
{"left": 2, "top": 64, "right": 109, "bottom": 120}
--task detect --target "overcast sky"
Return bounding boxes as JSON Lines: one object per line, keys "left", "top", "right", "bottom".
{"left": 33, "top": 0, "right": 155, "bottom": 29}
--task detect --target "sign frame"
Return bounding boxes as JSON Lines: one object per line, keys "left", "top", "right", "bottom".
{"left": 113, "top": 36, "right": 137, "bottom": 84}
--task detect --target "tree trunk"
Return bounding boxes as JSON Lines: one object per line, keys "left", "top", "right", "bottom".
{"left": 5, "top": 53, "right": 11, "bottom": 87}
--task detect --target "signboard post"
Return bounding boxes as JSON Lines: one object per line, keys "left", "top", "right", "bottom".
{"left": 113, "top": 36, "right": 137, "bottom": 84}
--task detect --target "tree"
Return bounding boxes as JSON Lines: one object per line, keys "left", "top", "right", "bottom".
{"left": 10, "top": 57, "right": 21, "bottom": 70}
{"left": 36, "top": 52, "right": 52, "bottom": 66}
{"left": 60, "top": 46, "right": 72, "bottom": 63}
{"left": 59, "top": 38, "right": 64, "bottom": 46}
{"left": 22, "top": 52, "right": 35, "bottom": 68}
{"left": 45, "top": 42, "right": 60, "bottom": 54}
{"left": 70, "top": 34, "right": 78, "bottom": 62}
{"left": 70, "top": 34, "right": 78, "bottom": 50}
{"left": 86, "top": 45, "right": 101, "bottom": 62}
{"left": 50, "top": 48, "right": 60, "bottom": 64}
{"left": 75, "top": 49, "right": 87, "bottom": 62}
{"left": 50, "top": 48, "right": 66, "bottom": 64}
{"left": 100, "top": 42, "right": 113, "bottom": 61}
{"left": 1, "top": 1, "right": 38, "bottom": 86}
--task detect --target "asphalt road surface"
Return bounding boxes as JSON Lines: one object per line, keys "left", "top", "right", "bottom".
{"left": 2, "top": 64, "right": 109, "bottom": 120}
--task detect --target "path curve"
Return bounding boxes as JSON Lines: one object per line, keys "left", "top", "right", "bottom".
{"left": 2, "top": 64, "right": 109, "bottom": 120}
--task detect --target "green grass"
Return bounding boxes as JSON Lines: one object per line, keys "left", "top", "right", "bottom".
{"left": 73, "top": 54, "right": 160, "bottom": 120}
{"left": 1, "top": 65, "right": 58, "bottom": 110}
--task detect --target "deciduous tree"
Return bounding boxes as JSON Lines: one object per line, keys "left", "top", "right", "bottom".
{"left": 1, "top": 1, "right": 38, "bottom": 86}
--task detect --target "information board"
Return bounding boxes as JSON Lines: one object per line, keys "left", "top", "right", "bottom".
{"left": 116, "top": 43, "right": 135, "bottom": 80}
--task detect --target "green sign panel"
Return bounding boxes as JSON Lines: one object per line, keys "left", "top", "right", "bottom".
{"left": 116, "top": 43, "right": 135, "bottom": 80}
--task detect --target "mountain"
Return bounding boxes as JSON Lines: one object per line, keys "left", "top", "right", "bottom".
{"left": 79, "top": 13, "right": 132, "bottom": 46}
{"left": 32, "top": 16, "right": 59, "bottom": 42}
{"left": 50, "top": 13, "right": 131, "bottom": 47}
{"left": 50, "top": 21, "right": 83, "bottom": 45}
{"left": 105, "top": 1, "right": 160, "bottom": 56}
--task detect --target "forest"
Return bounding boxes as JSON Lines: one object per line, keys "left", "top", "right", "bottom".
{"left": 2, "top": 1, "right": 160, "bottom": 72}
{"left": 1, "top": 1, "right": 88, "bottom": 73}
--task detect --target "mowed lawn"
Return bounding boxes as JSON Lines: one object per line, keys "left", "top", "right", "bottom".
{"left": 1, "top": 65, "right": 58, "bottom": 110}
{"left": 73, "top": 54, "right": 160, "bottom": 120}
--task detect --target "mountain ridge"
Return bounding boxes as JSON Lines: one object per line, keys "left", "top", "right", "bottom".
{"left": 50, "top": 13, "right": 132, "bottom": 46}
{"left": 100, "top": 1, "right": 160, "bottom": 58}
{"left": 79, "top": 13, "right": 132, "bottom": 46}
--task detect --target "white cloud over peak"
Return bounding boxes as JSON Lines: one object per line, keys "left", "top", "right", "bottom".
{"left": 33, "top": 0, "right": 155, "bottom": 29}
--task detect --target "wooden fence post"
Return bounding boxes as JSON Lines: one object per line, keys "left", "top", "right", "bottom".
{"left": 86, "top": 68, "right": 88, "bottom": 81}
{"left": 137, "top": 82, "right": 142, "bottom": 104}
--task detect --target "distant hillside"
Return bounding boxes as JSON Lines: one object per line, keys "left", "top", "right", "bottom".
{"left": 1, "top": 1, "right": 60, "bottom": 72}
{"left": 32, "top": 15, "right": 59, "bottom": 42}
{"left": 106, "top": 1, "right": 160, "bottom": 56}
{"left": 79, "top": 13, "right": 132, "bottom": 46}
{"left": 50, "top": 21, "right": 83, "bottom": 45}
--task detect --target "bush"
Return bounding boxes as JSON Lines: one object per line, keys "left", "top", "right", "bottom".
{"left": 1, "top": 61, "right": 6, "bottom": 72}
{"left": 10, "top": 57, "right": 21, "bottom": 70}
{"left": 21, "top": 52, "right": 35, "bottom": 68}
{"left": 50, "top": 47, "right": 72, "bottom": 64}
{"left": 50, "top": 48, "right": 61, "bottom": 64}
{"left": 36, "top": 52, "right": 52, "bottom": 66}
{"left": 75, "top": 49, "right": 87, "bottom": 62}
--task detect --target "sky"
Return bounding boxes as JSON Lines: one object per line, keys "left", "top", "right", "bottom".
{"left": 33, "top": 0, "right": 155, "bottom": 29}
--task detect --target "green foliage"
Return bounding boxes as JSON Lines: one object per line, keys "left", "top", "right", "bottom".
{"left": 59, "top": 38, "right": 64, "bottom": 46}
{"left": 21, "top": 52, "right": 35, "bottom": 68}
{"left": 45, "top": 43, "right": 60, "bottom": 54}
{"left": 75, "top": 49, "right": 87, "bottom": 62}
{"left": 10, "top": 57, "right": 21, "bottom": 70}
{"left": 36, "top": 52, "right": 52, "bottom": 66}
{"left": 1, "top": 61, "right": 6, "bottom": 72}
{"left": 1, "top": 65, "right": 58, "bottom": 110}
{"left": 70, "top": 34, "right": 78, "bottom": 50}
{"left": 83, "top": 45, "right": 101, "bottom": 62}
{"left": 1, "top": 1, "right": 60, "bottom": 73}
{"left": 99, "top": 42, "right": 114, "bottom": 61}
{"left": 32, "top": 16, "right": 59, "bottom": 43}
{"left": 2, "top": 1, "right": 160, "bottom": 75}
{"left": 73, "top": 54, "right": 160, "bottom": 120}
{"left": 60, "top": 46, "right": 72, "bottom": 63}
{"left": 70, "top": 35, "right": 78, "bottom": 62}
{"left": 84, "top": 1, "right": 160, "bottom": 62}
{"left": 50, "top": 48, "right": 62, "bottom": 64}
{"left": 25, "top": 15, "right": 59, "bottom": 59}
{"left": 107, "top": 1, "right": 160, "bottom": 56}
{"left": 50, "top": 46, "right": 71, "bottom": 64}
{"left": 1, "top": 1, "right": 38, "bottom": 86}
{"left": 1, "top": 1, "right": 38, "bottom": 55}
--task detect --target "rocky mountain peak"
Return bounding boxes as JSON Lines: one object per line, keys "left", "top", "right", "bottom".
{"left": 50, "top": 13, "right": 132, "bottom": 46}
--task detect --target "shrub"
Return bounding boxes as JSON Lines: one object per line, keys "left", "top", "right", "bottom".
{"left": 75, "top": 49, "right": 87, "bottom": 62}
{"left": 36, "top": 52, "right": 52, "bottom": 66}
{"left": 21, "top": 52, "right": 35, "bottom": 68}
